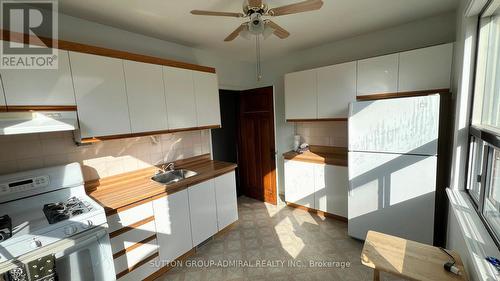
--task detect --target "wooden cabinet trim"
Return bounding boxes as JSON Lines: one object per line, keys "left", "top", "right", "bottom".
{"left": 283, "top": 146, "right": 348, "bottom": 166}
{"left": 109, "top": 216, "right": 155, "bottom": 238}
{"left": 112, "top": 234, "right": 157, "bottom": 259}
{"left": 143, "top": 248, "right": 196, "bottom": 281}
{"left": 79, "top": 125, "right": 220, "bottom": 144}
{"left": 286, "top": 202, "right": 347, "bottom": 222}
{"left": 1, "top": 29, "right": 216, "bottom": 74}
{"left": 0, "top": 106, "right": 7, "bottom": 112}
{"left": 115, "top": 251, "right": 159, "bottom": 280}
{"left": 286, "top": 118, "right": 347, "bottom": 122}
{"left": 5, "top": 105, "right": 77, "bottom": 112}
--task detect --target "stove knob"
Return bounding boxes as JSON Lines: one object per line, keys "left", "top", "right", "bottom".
{"left": 30, "top": 238, "right": 42, "bottom": 249}
{"left": 64, "top": 225, "right": 78, "bottom": 236}
{"left": 82, "top": 220, "right": 93, "bottom": 229}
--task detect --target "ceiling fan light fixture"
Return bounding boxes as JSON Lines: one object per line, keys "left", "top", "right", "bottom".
{"left": 240, "top": 28, "right": 252, "bottom": 40}
{"left": 263, "top": 25, "right": 274, "bottom": 39}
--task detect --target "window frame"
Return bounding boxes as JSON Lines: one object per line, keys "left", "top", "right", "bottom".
{"left": 466, "top": 0, "right": 500, "bottom": 250}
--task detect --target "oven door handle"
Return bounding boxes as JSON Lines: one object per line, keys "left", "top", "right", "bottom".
{"left": 0, "top": 228, "right": 109, "bottom": 274}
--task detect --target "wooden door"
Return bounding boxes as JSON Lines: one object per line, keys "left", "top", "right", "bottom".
{"left": 238, "top": 86, "right": 277, "bottom": 205}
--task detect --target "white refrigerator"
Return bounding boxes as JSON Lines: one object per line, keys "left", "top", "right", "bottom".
{"left": 348, "top": 95, "right": 439, "bottom": 244}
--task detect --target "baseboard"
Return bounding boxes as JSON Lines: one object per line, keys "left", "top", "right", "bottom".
{"left": 143, "top": 220, "right": 239, "bottom": 280}
{"left": 286, "top": 202, "right": 348, "bottom": 222}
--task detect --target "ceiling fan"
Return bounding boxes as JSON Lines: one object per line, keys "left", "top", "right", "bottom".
{"left": 190, "top": 0, "right": 324, "bottom": 41}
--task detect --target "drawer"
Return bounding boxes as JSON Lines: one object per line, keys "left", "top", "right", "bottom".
{"left": 111, "top": 219, "right": 156, "bottom": 254}
{"left": 117, "top": 255, "right": 159, "bottom": 281}
{"left": 114, "top": 237, "right": 159, "bottom": 274}
{"left": 107, "top": 201, "right": 154, "bottom": 233}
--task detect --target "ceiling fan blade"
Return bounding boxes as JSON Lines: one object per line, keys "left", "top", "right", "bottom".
{"left": 266, "top": 20, "right": 290, "bottom": 39}
{"left": 248, "top": 0, "right": 263, "bottom": 8}
{"left": 268, "top": 0, "right": 323, "bottom": 16}
{"left": 224, "top": 24, "right": 248, "bottom": 41}
{"left": 191, "top": 10, "right": 244, "bottom": 18}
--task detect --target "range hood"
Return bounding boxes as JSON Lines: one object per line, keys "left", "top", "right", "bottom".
{"left": 0, "top": 111, "right": 78, "bottom": 135}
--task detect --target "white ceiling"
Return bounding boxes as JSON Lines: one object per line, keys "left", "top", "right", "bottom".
{"left": 58, "top": 0, "right": 458, "bottom": 61}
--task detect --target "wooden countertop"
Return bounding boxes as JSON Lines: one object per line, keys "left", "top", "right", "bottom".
{"left": 362, "top": 230, "right": 468, "bottom": 281}
{"left": 283, "top": 145, "right": 348, "bottom": 166}
{"left": 85, "top": 154, "right": 237, "bottom": 215}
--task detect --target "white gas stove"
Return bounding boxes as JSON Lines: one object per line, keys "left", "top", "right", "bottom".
{"left": 0, "top": 163, "right": 114, "bottom": 280}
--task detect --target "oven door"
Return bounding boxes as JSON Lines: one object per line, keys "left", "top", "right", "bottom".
{"left": 0, "top": 226, "right": 116, "bottom": 281}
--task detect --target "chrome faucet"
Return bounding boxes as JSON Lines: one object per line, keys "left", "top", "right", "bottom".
{"left": 160, "top": 162, "right": 175, "bottom": 172}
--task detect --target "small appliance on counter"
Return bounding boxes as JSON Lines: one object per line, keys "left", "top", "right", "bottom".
{"left": 295, "top": 143, "right": 310, "bottom": 154}
{"left": 293, "top": 135, "right": 301, "bottom": 151}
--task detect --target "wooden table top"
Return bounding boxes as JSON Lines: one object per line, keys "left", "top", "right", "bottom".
{"left": 283, "top": 145, "right": 347, "bottom": 166}
{"left": 85, "top": 154, "right": 237, "bottom": 215}
{"left": 361, "top": 231, "right": 468, "bottom": 281}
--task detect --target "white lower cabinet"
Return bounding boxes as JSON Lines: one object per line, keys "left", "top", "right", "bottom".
{"left": 153, "top": 190, "right": 193, "bottom": 263}
{"left": 112, "top": 171, "right": 237, "bottom": 280}
{"left": 285, "top": 160, "right": 348, "bottom": 217}
{"left": 314, "top": 164, "right": 348, "bottom": 217}
{"left": 214, "top": 171, "right": 238, "bottom": 230}
{"left": 284, "top": 160, "right": 316, "bottom": 208}
{"left": 188, "top": 179, "right": 219, "bottom": 246}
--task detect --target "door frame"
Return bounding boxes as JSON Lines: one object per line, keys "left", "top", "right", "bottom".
{"left": 224, "top": 85, "right": 278, "bottom": 205}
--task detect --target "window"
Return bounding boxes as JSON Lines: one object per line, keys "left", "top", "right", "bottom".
{"left": 467, "top": 0, "right": 500, "bottom": 247}
{"left": 484, "top": 147, "right": 500, "bottom": 238}
{"left": 467, "top": 137, "right": 484, "bottom": 204}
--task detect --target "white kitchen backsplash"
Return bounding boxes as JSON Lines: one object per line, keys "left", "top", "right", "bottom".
{"left": 0, "top": 130, "right": 211, "bottom": 181}
{"left": 295, "top": 121, "right": 348, "bottom": 147}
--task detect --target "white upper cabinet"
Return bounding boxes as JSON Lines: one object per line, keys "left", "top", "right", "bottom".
{"left": 285, "top": 69, "right": 317, "bottom": 120}
{"left": 357, "top": 53, "right": 399, "bottom": 96}
{"left": 123, "top": 60, "right": 168, "bottom": 133}
{"left": 0, "top": 50, "right": 76, "bottom": 105}
{"left": 193, "top": 71, "right": 220, "bottom": 127}
{"left": 69, "top": 52, "right": 131, "bottom": 138}
{"left": 398, "top": 43, "right": 453, "bottom": 92}
{"left": 317, "top": 62, "right": 357, "bottom": 118}
{"left": 163, "top": 67, "right": 197, "bottom": 129}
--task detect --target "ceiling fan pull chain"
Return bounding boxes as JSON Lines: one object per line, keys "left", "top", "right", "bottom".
{"left": 256, "top": 35, "right": 262, "bottom": 81}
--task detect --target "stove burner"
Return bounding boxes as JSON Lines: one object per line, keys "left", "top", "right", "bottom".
{"left": 43, "top": 197, "right": 92, "bottom": 224}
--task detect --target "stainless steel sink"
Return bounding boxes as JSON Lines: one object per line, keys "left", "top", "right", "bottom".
{"left": 151, "top": 169, "right": 198, "bottom": 185}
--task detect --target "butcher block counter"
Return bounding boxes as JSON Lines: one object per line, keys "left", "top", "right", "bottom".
{"left": 283, "top": 145, "right": 348, "bottom": 167}
{"left": 85, "top": 154, "right": 237, "bottom": 215}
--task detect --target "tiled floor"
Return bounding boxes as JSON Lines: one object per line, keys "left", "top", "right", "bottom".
{"left": 157, "top": 196, "right": 402, "bottom": 281}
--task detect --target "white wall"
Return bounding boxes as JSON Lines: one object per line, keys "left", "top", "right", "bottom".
{"left": 251, "top": 12, "right": 457, "bottom": 196}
